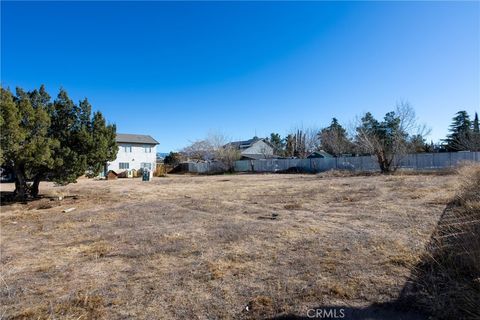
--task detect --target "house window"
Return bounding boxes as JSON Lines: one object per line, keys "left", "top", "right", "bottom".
{"left": 144, "top": 146, "right": 152, "bottom": 153}
{"left": 141, "top": 163, "right": 152, "bottom": 170}
{"left": 119, "top": 162, "right": 129, "bottom": 170}
{"left": 123, "top": 145, "right": 132, "bottom": 153}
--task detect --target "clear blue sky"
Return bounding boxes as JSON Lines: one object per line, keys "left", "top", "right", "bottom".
{"left": 2, "top": 1, "right": 479, "bottom": 152}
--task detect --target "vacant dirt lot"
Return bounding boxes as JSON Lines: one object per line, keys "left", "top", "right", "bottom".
{"left": 1, "top": 172, "right": 458, "bottom": 319}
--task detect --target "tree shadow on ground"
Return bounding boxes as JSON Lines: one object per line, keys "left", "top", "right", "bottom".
{"left": 0, "top": 191, "right": 78, "bottom": 207}
{"left": 397, "top": 200, "right": 480, "bottom": 320}
{"left": 0, "top": 191, "right": 29, "bottom": 206}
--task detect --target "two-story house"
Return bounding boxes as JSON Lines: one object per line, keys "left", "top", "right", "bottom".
{"left": 106, "top": 133, "right": 159, "bottom": 174}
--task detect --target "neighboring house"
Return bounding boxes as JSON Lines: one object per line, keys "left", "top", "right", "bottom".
{"left": 226, "top": 137, "right": 275, "bottom": 160}
{"left": 306, "top": 150, "right": 333, "bottom": 159}
{"left": 106, "top": 133, "right": 159, "bottom": 174}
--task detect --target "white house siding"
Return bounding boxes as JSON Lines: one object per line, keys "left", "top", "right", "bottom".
{"left": 241, "top": 140, "right": 273, "bottom": 156}
{"left": 107, "top": 143, "right": 157, "bottom": 173}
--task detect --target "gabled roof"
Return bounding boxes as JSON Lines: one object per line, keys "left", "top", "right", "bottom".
{"left": 116, "top": 133, "right": 159, "bottom": 145}
{"left": 225, "top": 137, "right": 273, "bottom": 150}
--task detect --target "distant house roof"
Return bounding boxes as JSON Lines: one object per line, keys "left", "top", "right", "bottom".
{"left": 306, "top": 150, "right": 333, "bottom": 159}
{"left": 240, "top": 154, "right": 277, "bottom": 160}
{"left": 225, "top": 137, "right": 274, "bottom": 150}
{"left": 116, "top": 133, "right": 159, "bottom": 145}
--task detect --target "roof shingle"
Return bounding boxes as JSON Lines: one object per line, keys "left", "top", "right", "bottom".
{"left": 116, "top": 133, "right": 159, "bottom": 145}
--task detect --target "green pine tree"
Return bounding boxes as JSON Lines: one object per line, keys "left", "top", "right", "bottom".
{"left": 0, "top": 87, "right": 57, "bottom": 198}
{"left": 469, "top": 112, "right": 480, "bottom": 151}
{"left": 164, "top": 152, "right": 182, "bottom": 165}
{"left": 318, "top": 118, "right": 352, "bottom": 156}
{"left": 444, "top": 111, "right": 472, "bottom": 151}
{"left": 0, "top": 86, "right": 117, "bottom": 199}
{"left": 268, "top": 133, "right": 284, "bottom": 155}
{"left": 285, "top": 134, "right": 295, "bottom": 157}
{"left": 88, "top": 111, "right": 117, "bottom": 176}
{"left": 473, "top": 112, "right": 479, "bottom": 133}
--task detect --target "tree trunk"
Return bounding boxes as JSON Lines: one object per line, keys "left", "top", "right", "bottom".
{"left": 30, "top": 174, "right": 42, "bottom": 198}
{"left": 13, "top": 167, "right": 28, "bottom": 200}
{"left": 376, "top": 153, "right": 393, "bottom": 173}
{"left": 376, "top": 153, "right": 387, "bottom": 173}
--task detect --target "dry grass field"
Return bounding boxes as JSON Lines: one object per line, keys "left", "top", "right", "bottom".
{"left": 0, "top": 170, "right": 464, "bottom": 319}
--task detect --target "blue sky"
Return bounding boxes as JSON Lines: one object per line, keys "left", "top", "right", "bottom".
{"left": 2, "top": 1, "right": 479, "bottom": 152}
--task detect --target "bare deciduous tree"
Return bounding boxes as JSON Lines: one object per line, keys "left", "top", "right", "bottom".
{"left": 304, "top": 127, "right": 322, "bottom": 155}
{"left": 258, "top": 143, "right": 273, "bottom": 159}
{"left": 181, "top": 132, "right": 241, "bottom": 171}
{"left": 286, "top": 126, "right": 321, "bottom": 158}
{"left": 181, "top": 139, "right": 213, "bottom": 160}
{"left": 355, "top": 102, "right": 429, "bottom": 172}
{"left": 215, "top": 145, "right": 241, "bottom": 172}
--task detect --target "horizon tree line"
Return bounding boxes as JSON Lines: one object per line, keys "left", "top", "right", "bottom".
{"left": 174, "top": 104, "right": 478, "bottom": 173}
{"left": 266, "top": 108, "right": 478, "bottom": 156}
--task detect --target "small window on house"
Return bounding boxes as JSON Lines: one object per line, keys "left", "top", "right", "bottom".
{"left": 119, "top": 162, "right": 129, "bottom": 170}
{"left": 124, "top": 146, "right": 132, "bottom": 153}
{"left": 144, "top": 146, "right": 151, "bottom": 153}
{"left": 141, "top": 163, "right": 152, "bottom": 170}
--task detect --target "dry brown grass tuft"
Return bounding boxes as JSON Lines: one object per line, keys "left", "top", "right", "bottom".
{"left": 327, "top": 282, "right": 357, "bottom": 300}
{"left": 80, "top": 241, "right": 112, "bottom": 259}
{"left": 246, "top": 295, "right": 276, "bottom": 318}
{"left": 316, "top": 169, "right": 379, "bottom": 178}
{"left": 10, "top": 291, "right": 106, "bottom": 320}
{"left": 284, "top": 202, "right": 303, "bottom": 210}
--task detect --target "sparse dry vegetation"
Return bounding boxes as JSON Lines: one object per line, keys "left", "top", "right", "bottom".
{"left": 0, "top": 170, "right": 466, "bottom": 319}
{"left": 401, "top": 163, "right": 480, "bottom": 319}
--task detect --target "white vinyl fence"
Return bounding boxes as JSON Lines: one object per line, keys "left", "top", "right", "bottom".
{"left": 178, "top": 161, "right": 228, "bottom": 174}
{"left": 233, "top": 152, "right": 480, "bottom": 173}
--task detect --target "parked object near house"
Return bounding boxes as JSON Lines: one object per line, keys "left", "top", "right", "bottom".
{"left": 225, "top": 137, "right": 275, "bottom": 160}
{"left": 105, "top": 133, "right": 159, "bottom": 178}
{"left": 106, "top": 170, "right": 118, "bottom": 180}
{"left": 142, "top": 169, "right": 151, "bottom": 181}
{"left": 130, "top": 169, "right": 138, "bottom": 178}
